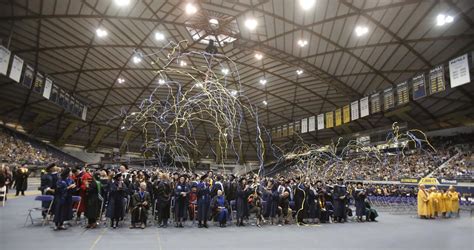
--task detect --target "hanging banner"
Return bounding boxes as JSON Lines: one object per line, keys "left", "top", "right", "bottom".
{"left": 0, "top": 45, "right": 11, "bottom": 75}
{"left": 396, "top": 81, "right": 409, "bottom": 106}
{"left": 276, "top": 126, "right": 282, "bottom": 138}
{"left": 9, "top": 55, "right": 24, "bottom": 82}
{"left": 370, "top": 93, "right": 381, "bottom": 114}
{"left": 317, "top": 114, "right": 324, "bottom": 130}
{"left": 43, "top": 77, "right": 53, "bottom": 99}
{"left": 360, "top": 96, "right": 369, "bottom": 117}
{"left": 383, "top": 88, "right": 395, "bottom": 111}
{"left": 335, "top": 108, "right": 342, "bottom": 126}
{"left": 22, "top": 65, "right": 34, "bottom": 89}
{"left": 308, "top": 116, "right": 315, "bottom": 132}
{"left": 294, "top": 121, "right": 300, "bottom": 134}
{"left": 325, "top": 111, "right": 334, "bottom": 128}
{"left": 412, "top": 73, "right": 427, "bottom": 100}
{"left": 81, "top": 106, "right": 88, "bottom": 121}
{"left": 429, "top": 65, "right": 446, "bottom": 94}
{"left": 50, "top": 84, "right": 59, "bottom": 103}
{"left": 301, "top": 118, "right": 308, "bottom": 133}
{"left": 282, "top": 124, "right": 288, "bottom": 137}
{"left": 449, "top": 53, "right": 470, "bottom": 88}
{"left": 343, "top": 105, "right": 350, "bottom": 123}
{"left": 288, "top": 123, "right": 294, "bottom": 136}
{"left": 351, "top": 100, "right": 359, "bottom": 120}
{"left": 33, "top": 72, "right": 44, "bottom": 94}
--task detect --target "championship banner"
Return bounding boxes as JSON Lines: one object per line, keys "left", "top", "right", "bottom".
{"left": 370, "top": 93, "right": 381, "bottom": 114}
{"left": 396, "top": 81, "right": 409, "bottom": 106}
{"left": 282, "top": 124, "right": 288, "bottom": 137}
{"left": 335, "top": 108, "right": 342, "bottom": 126}
{"left": 33, "top": 72, "right": 44, "bottom": 94}
{"left": 288, "top": 123, "right": 294, "bottom": 136}
{"left": 294, "top": 121, "right": 300, "bottom": 134}
{"left": 412, "top": 73, "right": 427, "bottom": 100}
{"left": 343, "top": 105, "right": 350, "bottom": 123}
{"left": 22, "top": 65, "right": 34, "bottom": 89}
{"left": 325, "top": 111, "right": 334, "bottom": 128}
{"left": 301, "top": 118, "right": 308, "bottom": 133}
{"left": 351, "top": 100, "right": 359, "bottom": 121}
{"left": 271, "top": 128, "right": 276, "bottom": 138}
{"left": 81, "top": 106, "right": 88, "bottom": 121}
{"left": 383, "top": 88, "right": 394, "bottom": 111}
{"left": 317, "top": 114, "right": 324, "bottom": 130}
{"left": 308, "top": 116, "right": 315, "bottom": 132}
{"left": 429, "top": 65, "right": 445, "bottom": 94}
{"left": 360, "top": 96, "right": 369, "bottom": 117}
{"left": 277, "top": 126, "right": 282, "bottom": 138}
{"left": 43, "top": 77, "right": 53, "bottom": 99}
{"left": 9, "top": 55, "right": 24, "bottom": 82}
{"left": 449, "top": 53, "right": 470, "bottom": 88}
{"left": 0, "top": 45, "right": 11, "bottom": 75}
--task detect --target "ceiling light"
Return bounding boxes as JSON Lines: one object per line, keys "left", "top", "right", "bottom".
{"left": 154, "top": 32, "right": 165, "bottom": 41}
{"left": 262, "top": 100, "right": 268, "bottom": 106}
{"left": 297, "top": 39, "right": 308, "bottom": 47}
{"left": 299, "top": 0, "right": 316, "bottom": 10}
{"left": 259, "top": 79, "right": 267, "bottom": 85}
{"left": 114, "top": 0, "right": 130, "bottom": 7}
{"left": 436, "top": 14, "right": 454, "bottom": 26}
{"left": 158, "top": 79, "right": 165, "bottom": 85}
{"left": 244, "top": 18, "right": 258, "bottom": 30}
{"left": 254, "top": 53, "right": 263, "bottom": 60}
{"left": 355, "top": 26, "right": 369, "bottom": 36}
{"left": 221, "top": 68, "right": 229, "bottom": 75}
{"left": 132, "top": 52, "right": 142, "bottom": 64}
{"left": 121, "top": 126, "right": 126, "bottom": 130}
{"left": 117, "top": 77, "right": 125, "bottom": 84}
{"left": 195, "top": 82, "right": 203, "bottom": 88}
{"left": 185, "top": 3, "right": 197, "bottom": 15}
{"left": 230, "top": 90, "right": 238, "bottom": 96}
{"left": 296, "top": 69, "right": 303, "bottom": 75}
{"left": 96, "top": 28, "right": 108, "bottom": 37}
{"left": 223, "top": 133, "right": 228, "bottom": 137}
{"left": 209, "top": 18, "right": 219, "bottom": 25}
{"left": 180, "top": 60, "right": 187, "bottom": 67}
{"left": 131, "top": 112, "right": 136, "bottom": 115}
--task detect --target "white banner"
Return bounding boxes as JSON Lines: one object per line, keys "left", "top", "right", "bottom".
{"left": 0, "top": 45, "right": 11, "bottom": 75}
{"left": 308, "top": 116, "right": 315, "bottom": 132}
{"left": 9, "top": 55, "right": 24, "bottom": 82}
{"left": 351, "top": 100, "right": 359, "bottom": 121}
{"left": 360, "top": 97, "right": 369, "bottom": 118}
{"left": 43, "top": 77, "right": 53, "bottom": 99}
{"left": 449, "top": 54, "right": 470, "bottom": 88}
{"left": 301, "top": 118, "right": 308, "bottom": 133}
{"left": 81, "top": 106, "right": 88, "bottom": 121}
{"left": 317, "top": 114, "right": 324, "bottom": 130}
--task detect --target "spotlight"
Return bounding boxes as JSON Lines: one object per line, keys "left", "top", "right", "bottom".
{"left": 436, "top": 14, "right": 454, "bottom": 26}
{"left": 244, "top": 18, "right": 258, "bottom": 30}
{"left": 296, "top": 69, "right": 303, "bottom": 75}
{"left": 180, "top": 60, "right": 187, "bottom": 67}
{"left": 96, "top": 28, "right": 108, "bottom": 37}
{"left": 299, "top": 0, "right": 316, "bottom": 10}
{"left": 254, "top": 53, "right": 263, "bottom": 60}
{"left": 355, "top": 26, "right": 369, "bottom": 36}
{"left": 158, "top": 79, "right": 165, "bottom": 85}
{"left": 262, "top": 100, "right": 268, "bottom": 106}
{"left": 154, "top": 32, "right": 165, "bottom": 41}
{"left": 221, "top": 68, "right": 229, "bottom": 75}
{"left": 259, "top": 79, "right": 267, "bottom": 85}
{"left": 185, "top": 3, "right": 197, "bottom": 15}
{"left": 297, "top": 39, "right": 308, "bottom": 47}
{"left": 114, "top": 0, "right": 130, "bottom": 7}
{"left": 117, "top": 77, "right": 125, "bottom": 84}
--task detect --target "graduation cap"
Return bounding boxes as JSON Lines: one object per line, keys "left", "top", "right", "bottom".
{"left": 200, "top": 174, "right": 208, "bottom": 181}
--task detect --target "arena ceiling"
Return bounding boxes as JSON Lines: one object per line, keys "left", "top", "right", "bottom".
{"left": 0, "top": 0, "right": 473, "bottom": 162}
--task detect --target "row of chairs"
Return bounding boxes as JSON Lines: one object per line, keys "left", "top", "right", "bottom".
{"left": 24, "top": 195, "right": 82, "bottom": 226}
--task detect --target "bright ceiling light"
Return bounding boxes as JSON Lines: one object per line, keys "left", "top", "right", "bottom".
{"left": 355, "top": 26, "right": 369, "bottom": 36}
{"left": 114, "top": 0, "right": 130, "bottom": 7}
{"left": 117, "top": 77, "right": 125, "bottom": 84}
{"left": 194, "top": 82, "right": 203, "bottom": 88}
{"left": 209, "top": 18, "right": 219, "bottom": 25}
{"left": 255, "top": 53, "right": 263, "bottom": 60}
{"left": 155, "top": 32, "right": 165, "bottom": 41}
{"left": 221, "top": 68, "right": 229, "bottom": 75}
{"left": 299, "top": 0, "right": 316, "bottom": 10}
{"left": 259, "top": 79, "right": 267, "bottom": 85}
{"left": 436, "top": 14, "right": 454, "bottom": 26}
{"left": 132, "top": 52, "right": 142, "bottom": 64}
{"left": 297, "top": 39, "right": 308, "bottom": 47}
{"left": 180, "top": 60, "right": 187, "bottom": 67}
{"left": 244, "top": 18, "right": 258, "bottom": 30}
{"left": 96, "top": 28, "right": 108, "bottom": 37}
{"left": 296, "top": 69, "right": 303, "bottom": 75}
{"left": 230, "top": 90, "right": 238, "bottom": 96}
{"left": 262, "top": 100, "right": 268, "bottom": 106}
{"left": 185, "top": 3, "right": 197, "bottom": 15}
{"left": 158, "top": 79, "right": 165, "bottom": 85}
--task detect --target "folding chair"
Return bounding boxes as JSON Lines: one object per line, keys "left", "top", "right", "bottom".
{"left": 24, "top": 195, "right": 54, "bottom": 226}
{"left": 0, "top": 186, "right": 6, "bottom": 207}
{"left": 71, "top": 196, "right": 82, "bottom": 224}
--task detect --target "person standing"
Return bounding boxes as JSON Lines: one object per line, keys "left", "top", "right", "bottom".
{"left": 84, "top": 174, "right": 101, "bottom": 229}
{"left": 107, "top": 173, "right": 128, "bottom": 228}
{"left": 53, "top": 168, "right": 75, "bottom": 230}
{"left": 197, "top": 175, "right": 211, "bottom": 228}
{"left": 332, "top": 177, "right": 348, "bottom": 223}
{"left": 447, "top": 185, "right": 460, "bottom": 218}
{"left": 236, "top": 177, "right": 250, "bottom": 226}
{"left": 155, "top": 173, "right": 172, "bottom": 228}
{"left": 14, "top": 163, "right": 29, "bottom": 196}
{"left": 174, "top": 175, "right": 189, "bottom": 228}
{"left": 353, "top": 182, "right": 366, "bottom": 222}
{"left": 417, "top": 184, "right": 429, "bottom": 219}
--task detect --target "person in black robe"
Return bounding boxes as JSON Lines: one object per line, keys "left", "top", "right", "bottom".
{"left": 307, "top": 184, "right": 321, "bottom": 224}
{"left": 130, "top": 182, "right": 151, "bottom": 229}
{"left": 210, "top": 174, "right": 224, "bottom": 198}
{"left": 40, "top": 164, "right": 59, "bottom": 217}
{"left": 13, "top": 164, "right": 29, "bottom": 196}
{"left": 365, "top": 200, "right": 378, "bottom": 222}
{"left": 236, "top": 177, "right": 251, "bottom": 226}
{"left": 197, "top": 175, "right": 211, "bottom": 228}
{"left": 174, "top": 175, "right": 189, "bottom": 228}
{"left": 155, "top": 173, "right": 172, "bottom": 228}
{"left": 294, "top": 178, "right": 309, "bottom": 225}
{"left": 353, "top": 182, "right": 366, "bottom": 222}
{"left": 84, "top": 174, "right": 101, "bottom": 229}
{"left": 210, "top": 189, "right": 229, "bottom": 227}
{"left": 53, "top": 168, "right": 75, "bottom": 230}
{"left": 224, "top": 174, "right": 237, "bottom": 202}
{"left": 107, "top": 173, "right": 128, "bottom": 229}
{"left": 333, "top": 177, "right": 348, "bottom": 223}
{"left": 263, "top": 180, "right": 279, "bottom": 225}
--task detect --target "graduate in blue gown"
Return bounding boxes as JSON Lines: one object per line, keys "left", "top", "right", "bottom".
{"left": 174, "top": 174, "right": 189, "bottom": 228}
{"left": 353, "top": 182, "right": 367, "bottom": 222}
{"left": 53, "top": 168, "right": 75, "bottom": 230}
{"left": 197, "top": 174, "right": 211, "bottom": 228}
{"left": 211, "top": 189, "right": 229, "bottom": 227}
{"left": 333, "top": 177, "right": 348, "bottom": 223}
{"left": 107, "top": 173, "right": 128, "bottom": 228}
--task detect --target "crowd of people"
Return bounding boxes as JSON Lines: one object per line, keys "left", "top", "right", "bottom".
{"left": 36, "top": 164, "right": 381, "bottom": 231}
{"left": 417, "top": 184, "right": 461, "bottom": 219}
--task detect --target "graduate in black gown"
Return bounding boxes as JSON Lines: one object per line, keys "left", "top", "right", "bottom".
{"left": 333, "top": 177, "right": 348, "bottom": 223}
{"left": 236, "top": 177, "right": 251, "bottom": 226}
{"left": 84, "top": 173, "right": 101, "bottom": 229}
{"left": 353, "top": 182, "right": 366, "bottom": 222}
{"left": 53, "top": 168, "right": 75, "bottom": 230}
{"left": 197, "top": 175, "right": 211, "bottom": 228}
{"left": 294, "top": 178, "right": 309, "bottom": 225}
{"left": 174, "top": 175, "right": 189, "bottom": 228}
{"left": 107, "top": 173, "right": 128, "bottom": 229}
{"left": 13, "top": 164, "right": 29, "bottom": 196}
{"left": 130, "top": 182, "right": 151, "bottom": 229}
{"left": 40, "top": 164, "right": 59, "bottom": 218}
{"left": 155, "top": 173, "right": 172, "bottom": 228}
{"left": 307, "top": 183, "right": 321, "bottom": 224}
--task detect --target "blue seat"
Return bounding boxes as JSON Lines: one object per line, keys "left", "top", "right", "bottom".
{"left": 25, "top": 195, "right": 54, "bottom": 226}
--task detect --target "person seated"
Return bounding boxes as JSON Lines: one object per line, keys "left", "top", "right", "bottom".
{"left": 211, "top": 190, "right": 229, "bottom": 227}
{"left": 248, "top": 191, "right": 263, "bottom": 227}
{"left": 130, "top": 182, "right": 151, "bottom": 229}
{"left": 188, "top": 183, "right": 198, "bottom": 222}
{"left": 364, "top": 200, "right": 378, "bottom": 222}
{"left": 277, "top": 191, "right": 292, "bottom": 225}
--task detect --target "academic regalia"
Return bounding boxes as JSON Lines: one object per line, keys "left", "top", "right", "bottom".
{"left": 174, "top": 182, "right": 189, "bottom": 221}
{"left": 211, "top": 195, "right": 229, "bottom": 226}
{"left": 417, "top": 189, "right": 429, "bottom": 217}
{"left": 439, "top": 192, "right": 447, "bottom": 214}
{"left": 364, "top": 200, "right": 378, "bottom": 221}
{"left": 428, "top": 191, "right": 438, "bottom": 217}
{"left": 294, "top": 183, "right": 307, "bottom": 223}
{"left": 447, "top": 191, "right": 460, "bottom": 214}
{"left": 40, "top": 172, "right": 58, "bottom": 215}
{"left": 197, "top": 182, "right": 211, "bottom": 226}
{"left": 106, "top": 180, "right": 128, "bottom": 226}
{"left": 307, "top": 187, "right": 320, "bottom": 220}
{"left": 224, "top": 180, "right": 237, "bottom": 202}
{"left": 332, "top": 184, "right": 348, "bottom": 222}
{"left": 235, "top": 184, "right": 250, "bottom": 224}
{"left": 14, "top": 168, "right": 29, "bottom": 195}
{"left": 53, "top": 178, "right": 74, "bottom": 227}
{"left": 354, "top": 188, "right": 366, "bottom": 217}
{"left": 210, "top": 181, "right": 224, "bottom": 198}
{"left": 130, "top": 190, "right": 151, "bottom": 226}
{"left": 84, "top": 179, "right": 101, "bottom": 226}
{"left": 155, "top": 180, "right": 172, "bottom": 226}
{"left": 76, "top": 171, "right": 92, "bottom": 215}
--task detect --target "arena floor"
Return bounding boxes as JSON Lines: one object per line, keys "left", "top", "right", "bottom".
{"left": 1, "top": 191, "right": 473, "bottom": 250}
